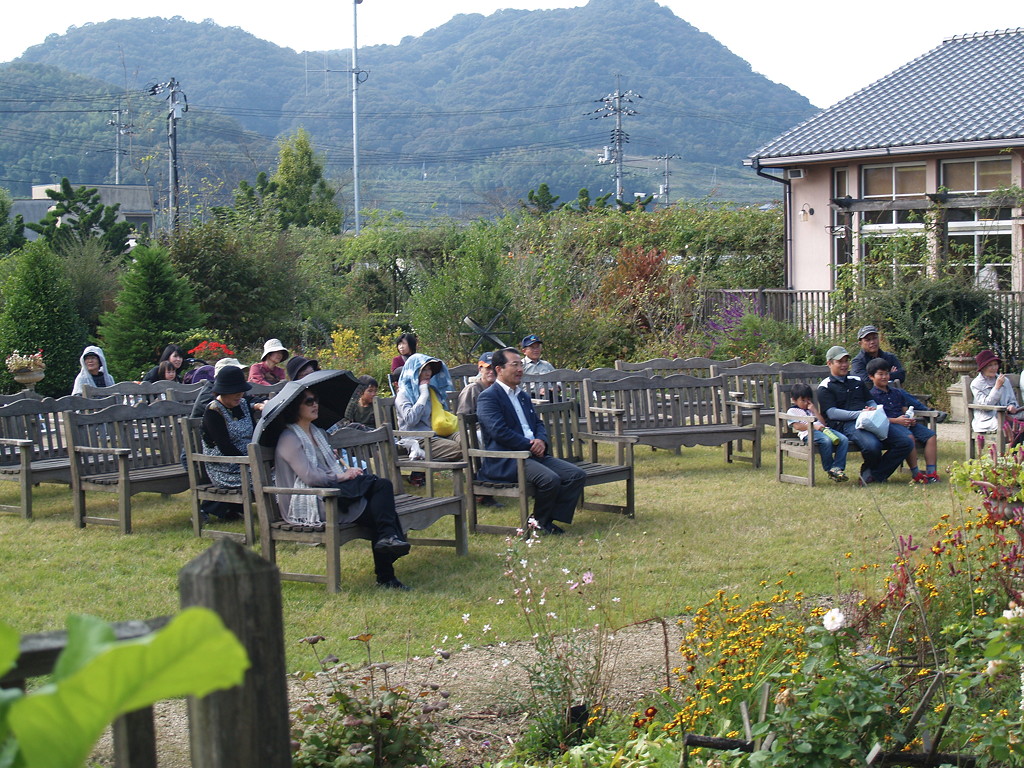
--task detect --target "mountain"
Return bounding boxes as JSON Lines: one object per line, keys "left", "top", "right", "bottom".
{"left": 2, "top": 0, "right": 817, "bottom": 219}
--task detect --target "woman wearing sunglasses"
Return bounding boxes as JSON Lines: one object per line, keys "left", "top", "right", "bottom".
{"left": 273, "top": 387, "right": 412, "bottom": 590}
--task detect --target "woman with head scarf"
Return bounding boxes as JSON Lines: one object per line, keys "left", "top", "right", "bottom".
{"left": 72, "top": 345, "right": 115, "bottom": 395}
{"left": 394, "top": 353, "right": 461, "bottom": 462}
{"left": 273, "top": 385, "right": 411, "bottom": 589}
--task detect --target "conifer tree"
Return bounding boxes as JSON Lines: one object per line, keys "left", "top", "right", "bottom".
{"left": 0, "top": 241, "right": 86, "bottom": 395}
{"left": 98, "top": 245, "right": 206, "bottom": 380}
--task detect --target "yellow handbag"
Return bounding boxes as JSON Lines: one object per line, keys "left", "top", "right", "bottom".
{"left": 429, "top": 388, "right": 458, "bottom": 437}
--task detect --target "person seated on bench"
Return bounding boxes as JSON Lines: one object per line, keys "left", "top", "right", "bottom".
{"left": 971, "top": 349, "right": 1024, "bottom": 446}
{"left": 248, "top": 339, "right": 289, "bottom": 385}
{"left": 392, "top": 332, "right": 417, "bottom": 373}
{"left": 785, "top": 383, "right": 849, "bottom": 483}
{"left": 273, "top": 386, "right": 411, "bottom": 590}
{"left": 72, "top": 345, "right": 115, "bottom": 395}
{"left": 200, "top": 366, "right": 260, "bottom": 521}
{"left": 866, "top": 358, "right": 939, "bottom": 484}
{"left": 142, "top": 344, "right": 185, "bottom": 383}
{"left": 477, "top": 347, "right": 585, "bottom": 535}
{"left": 851, "top": 325, "right": 945, "bottom": 421}
{"left": 817, "top": 345, "right": 913, "bottom": 486}
{"left": 344, "top": 375, "right": 379, "bottom": 429}
{"left": 286, "top": 355, "right": 320, "bottom": 381}
{"left": 456, "top": 351, "right": 496, "bottom": 417}
{"left": 395, "top": 354, "right": 462, "bottom": 463}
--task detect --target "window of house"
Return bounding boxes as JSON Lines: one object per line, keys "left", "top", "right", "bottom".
{"left": 858, "top": 162, "right": 928, "bottom": 283}
{"left": 830, "top": 168, "right": 852, "bottom": 287}
{"left": 941, "top": 157, "right": 1011, "bottom": 193}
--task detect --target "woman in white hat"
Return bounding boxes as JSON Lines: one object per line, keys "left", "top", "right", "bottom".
{"left": 248, "top": 339, "right": 289, "bottom": 385}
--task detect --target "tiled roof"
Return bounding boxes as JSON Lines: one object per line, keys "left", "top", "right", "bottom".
{"left": 748, "top": 29, "right": 1024, "bottom": 163}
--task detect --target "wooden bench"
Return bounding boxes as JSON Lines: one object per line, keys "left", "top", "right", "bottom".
{"left": 711, "top": 362, "right": 782, "bottom": 424}
{"left": 774, "top": 381, "right": 939, "bottom": 486}
{"left": 614, "top": 356, "right": 742, "bottom": 376}
{"left": 582, "top": 374, "right": 763, "bottom": 466}
{"left": 459, "top": 400, "right": 637, "bottom": 535}
{"left": 63, "top": 401, "right": 193, "bottom": 533}
{"left": 960, "top": 373, "right": 1019, "bottom": 459}
{"left": 181, "top": 417, "right": 256, "bottom": 545}
{"left": 521, "top": 367, "right": 639, "bottom": 409}
{"left": 0, "top": 395, "right": 119, "bottom": 518}
{"left": 84, "top": 380, "right": 208, "bottom": 406}
{"left": 247, "top": 425, "right": 467, "bottom": 592}
{"left": 447, "top": 363, "right": 480, "bottom": 392}
{"left": 374, "top": 395, "right": 458, "bottom": 496}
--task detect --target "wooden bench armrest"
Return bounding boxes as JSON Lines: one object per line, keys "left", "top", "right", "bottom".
{"left": 73, "top": 445, "right": 132, "bottom": 457}
{"left": 726, "top": 399, "right": 763, "bottom": 409}
{"left": 192, "top": 453, "right": 251, "bottom": 464}
{"left": 577, "top": 431, "right": 639, "bottom": 444}
{"left": 966, "top": 403, "right": 1010, "bottom": 412}
{"left": 587, "top": 406, "right": 625, "bottom": 416}
{"left": 395, "top": 429, "right": 435, "bottom": 440}
{"left": 775, "top": 412, "right": 815, "bottom": 424}
{"left": 0, "top": 437, "right": 34, "bottom": 448}
{"left": 262, "top": 485, "right": 343, "bottom": 498}
{"left": 467, "top": 448, "right": 531, "bottom": 459}
{"left": 402, "top": 459, "right": 468, "bottom": 471}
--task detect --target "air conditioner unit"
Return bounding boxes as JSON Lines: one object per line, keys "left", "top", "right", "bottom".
{"left": 785, "top": 168, "right": 805, "bottom": 180}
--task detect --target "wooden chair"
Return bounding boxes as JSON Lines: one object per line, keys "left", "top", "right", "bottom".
{"left": 373, "top": 396, "right": 449, "bottom": 496}
{"left": 0, "top": 395, "right": 118, "bottom": 518}
{"left": 180, "top": 417, "right": 255, "bottom": 545}
{"left": 961, "top": 374, "right": 1019, "bottom": 459}
{"left": 776, "top": 362, "right": 830, "bottom": 387}
{"left": 614, "top": 356, "right": 742, "bottom": 377}
{"left": 447, "top": 363, "right": 479, "bottom": 392}
{"left": 582, "top": 374, "right": 763, "bottom": 466}
{"left": 459, "top": 401, "right": 637, "bottom": 536}
{"left": 247, "top": 425, "right": 467, "bottom": 592}
{"left": 63, "top": 401, "right": 193, "bottom": 533}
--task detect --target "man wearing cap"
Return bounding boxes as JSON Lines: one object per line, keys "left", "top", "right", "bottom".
{"left": 521, "top": 335, "right": 554, "bottom": 376}
{"left": 476, "top": 348, "right": 585, "bottom": 534}
{"left": 850, "top": 325, "right": 937, "bottom": 418}
{"left": 457, "top": 352, "right": 497, "bottom": 417}
{"left": 817, "top": 345, "right": 913, "bottom": 486}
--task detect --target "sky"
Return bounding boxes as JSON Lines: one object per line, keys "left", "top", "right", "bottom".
{"left": 1, "top": 1, "right": 1019, "bottom": 108}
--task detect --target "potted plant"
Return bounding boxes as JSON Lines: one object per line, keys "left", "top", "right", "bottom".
{"left": 942, "top": 326, "right": 984, "bottom": 374}
{"left": 5, "top": 349, "right": 45, "bottom": 391}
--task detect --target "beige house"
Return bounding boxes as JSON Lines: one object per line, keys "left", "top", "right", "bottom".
{"left": 745, "top": 29, "right": 1024, "bottom": 291}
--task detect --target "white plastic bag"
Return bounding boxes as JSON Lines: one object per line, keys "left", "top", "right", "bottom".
{"left": 855, "top": 407, "right": 889, "bottom": 439}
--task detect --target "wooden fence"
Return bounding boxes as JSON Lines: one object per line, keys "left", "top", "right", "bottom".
{"left": 2, "top": 540, "right": 291, "bottom": 768}
{"left": 700, "top": 288, "right": 1024, "bottom": 358}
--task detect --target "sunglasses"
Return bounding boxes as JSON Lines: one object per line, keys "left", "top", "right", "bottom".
{"left": 302, "top": 395, "right": 319, "bottom": 406}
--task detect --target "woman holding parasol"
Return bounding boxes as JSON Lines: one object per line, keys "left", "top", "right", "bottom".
{"left": 254, "top": 370, "right": 412, "bottom": 590}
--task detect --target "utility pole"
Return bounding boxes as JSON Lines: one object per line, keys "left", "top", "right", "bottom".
{"left": 589, "top": 75, "right": 641, "bottom": 204}
{"left": 149, "top": 78, "right": 187, "bottom": 231}
{"left": 653, "top": 154, "right": 679, "bottom": 209}
{"left": 107, "top": 109, "right": 134, "bottom": 185}
{"left": 350, "top": 0, "right": 368, "bottom": 235}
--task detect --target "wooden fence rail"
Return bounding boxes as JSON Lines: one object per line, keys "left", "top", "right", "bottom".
{"left": 2, "top": 540, "right": 290, "bottom": 768}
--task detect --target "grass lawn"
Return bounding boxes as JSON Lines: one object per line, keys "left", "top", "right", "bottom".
{"left": 0, "top": 431, "right": 969, "bottom": 672}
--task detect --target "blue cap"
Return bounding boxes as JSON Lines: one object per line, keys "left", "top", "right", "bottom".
{"left": 478, "top": 351, "right": 495, "bottom": 366}
{"left": 521, "top": 334, "right": 541, "bottom": 348}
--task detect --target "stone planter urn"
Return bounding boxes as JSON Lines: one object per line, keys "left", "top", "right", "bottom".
{"left": 12, "top": 369, "right": 44, "bottom": 392}
{"left": 942, "top": 355, "right": 977, "bottom": 375}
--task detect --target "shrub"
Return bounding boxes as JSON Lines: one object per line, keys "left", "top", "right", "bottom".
{"left": 98, "top": 245, "right": 206, "bottom": 380}
{"left": 0, "top": 240, "right": 86, "bottom": 395}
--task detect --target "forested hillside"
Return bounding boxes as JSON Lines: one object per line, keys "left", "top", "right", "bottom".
{"left": 2, "top": 0, "right": 816, "bottom": 220}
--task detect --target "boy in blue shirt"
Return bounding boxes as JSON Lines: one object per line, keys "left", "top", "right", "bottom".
{"left": 866, "top": 357, "right": 938, "bottom": 483}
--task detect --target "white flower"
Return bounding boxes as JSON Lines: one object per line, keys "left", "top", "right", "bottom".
{"left": 502, "top": 658, "right": 511, "bottom": 667}
{"left": 588, "top": 605, "right": 596, "bottom": 611}
{"left": 822, "top": 608, "right": 846, "bottom": 632}
{"left": 1002, "top": 604, "right": 1024, "bottom": 620}
{"left": 986, "top": 659, "right": 1006, "bottom": 677}
{"left": 561, "top": 568, "right": 570, "bottom": 574}
{"left": 461, "top": 613, "right": 470, "bottom": 623}
{"left": 546, "top": 612, "right": 558, "bottom": 619}
{"left": 495, "top": 599, "right": 505, "bottom": 605}
{"left": 520, "top": 559, "right": 528, "bottom": 567}
{"left": 482, "top": 623, "right": 491, "bottom": 633}
{"left": 612, "top": 597, "right": 621, "bottom": 603}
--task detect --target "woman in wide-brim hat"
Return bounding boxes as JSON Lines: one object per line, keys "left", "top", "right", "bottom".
{"left": 253, "top": 369, "right": 412, "bottom": 590}
{"left": 970, "top": 349, "right": 1024, "bottom": 436}
{"left": 248, "top": 338, "right": 290, "bottom": 385}
{"left": 200, "top": 366, "right": 258, "bottom": 521}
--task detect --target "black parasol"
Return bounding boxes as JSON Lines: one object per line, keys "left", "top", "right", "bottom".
{"left": 251, "top": 369, "right": 359, "bottom": 447}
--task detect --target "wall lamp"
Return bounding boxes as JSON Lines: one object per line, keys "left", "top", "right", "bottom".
{"left": 799, "top": 203, "right": 815, "bottom": 222}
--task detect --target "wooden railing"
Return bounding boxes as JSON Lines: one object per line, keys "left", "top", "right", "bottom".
{"left": 2, "top": 540, "right": 291, "bottom": 768}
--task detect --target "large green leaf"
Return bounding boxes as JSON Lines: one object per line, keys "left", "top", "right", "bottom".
{"left": 0, "top": 622, "right": 18, "bottom": 679}
{"left": 50, "top": 615, "right": 115, "bottom": 683}
{"left": 8, "top": 607, "right": 249, "bottom": 768}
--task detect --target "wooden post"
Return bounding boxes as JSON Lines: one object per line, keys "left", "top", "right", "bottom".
{"left": 179, "top": 540, "right": 291, "bottom": 768}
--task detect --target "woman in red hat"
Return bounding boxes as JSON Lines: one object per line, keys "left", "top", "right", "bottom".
{"left": 970, "top": 349, "right": 1023, "bottom": 437}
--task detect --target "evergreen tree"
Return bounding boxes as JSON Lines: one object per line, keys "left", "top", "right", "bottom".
{"left": 0, "top": 241, "right": 87, "bottom": 395}
{"left": 270, "top": 129, "right": 341, "bottom": 232}
{"left": 0, "top": 188, "right": 26, "bottom": 255}
{"left": 98, "top": 245, "right": 206, "bottom": 380}
{"left": 25, "top": 178, "right": 132, "bottom": 255}
{"left": 524, "top": 183, "right": 562, "bottom": 214}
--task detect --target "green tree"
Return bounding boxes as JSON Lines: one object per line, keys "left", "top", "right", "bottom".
{"left": 0, "top": 188, "right": 26, "bottom": 256}
{"left": 98, "top": 245, "right": 206, "bottom": 380}
{"left": 523, "top": 183, "right": 562, "bottom": 214}
{"left": 0, "top": 241, "right": 87, "bottom": 395}
{"left": 270, "top": 129, "right": 341, "bottom": 232}
{"left": 25, "top": 178, "right": 132, "bottom": 255}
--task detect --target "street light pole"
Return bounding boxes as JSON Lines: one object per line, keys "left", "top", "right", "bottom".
{"left": 351, "top": 0, "right": 362, "bottom": 235}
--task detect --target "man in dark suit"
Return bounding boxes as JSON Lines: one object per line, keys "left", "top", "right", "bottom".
{"left": 476, "top": 347, "right": 586, "bottom": 535}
